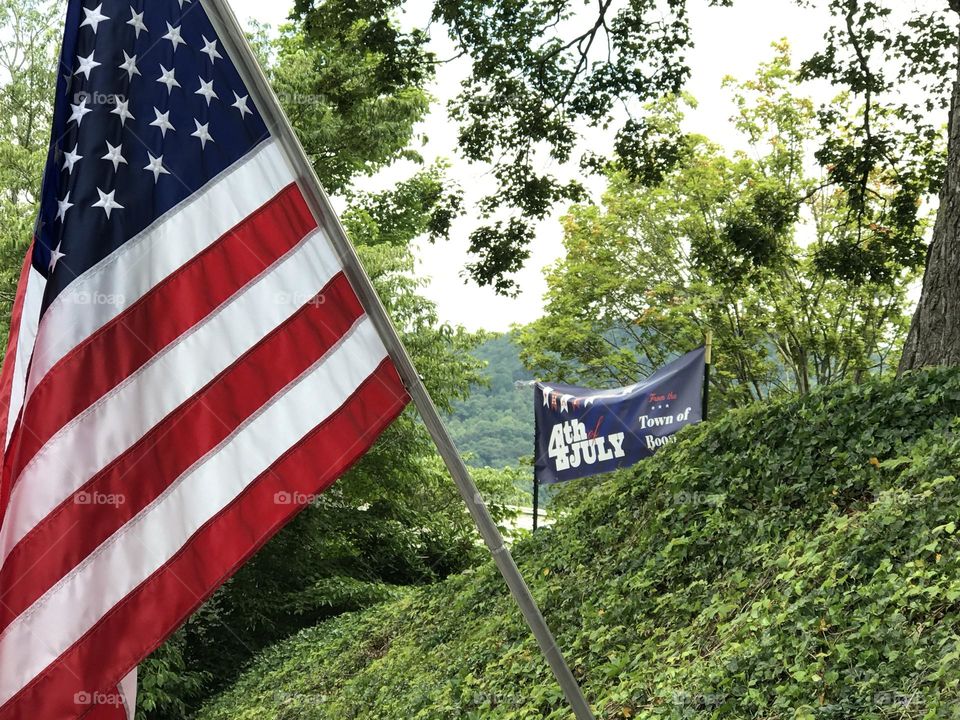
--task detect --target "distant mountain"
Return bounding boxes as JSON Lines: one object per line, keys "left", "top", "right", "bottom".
{"left": 446, "top": 333, "right": 534, "bottom": 469}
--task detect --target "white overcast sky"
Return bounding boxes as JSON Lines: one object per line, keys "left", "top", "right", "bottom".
{"left": 226, "top": 0, "right": 941, "bottom": 332}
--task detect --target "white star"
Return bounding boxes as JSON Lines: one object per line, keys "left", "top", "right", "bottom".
{"left": 200, "top": 36, "right": 223, "bottom": 64}
{"left": 144, "top": 153, "right": 170, "bottom": 182}
{"left": 194, "top": 78, "right": 219, "bottom": 106}
{"left": 119, "top": 51, "right": 140, "bottom": 80}
{"left": 191, "top": 120, "right": 213, "bottom": 149}
{"left": 62, "top": 145, "right": 82, "bottom": 173}
{"left": 127, "top": 5, "right": 150, "bottom": 38}
{"left": 93, "top": 188, "right": 123, "bottom": 218}
{"left": 163, "top": 22, "right": 185, "bottom": 52}
{"left": 79, "top": 3, "right": 109, "bottom": 33}
{"left": 102, "top": 141, "right": 128, "bottom": 171}
{"left": 75, "top": 51, "right": 101, "bottom": 80}
{"left": 127, "top": 7, "right": 147, "bottom": 37}
{"left": 48, "top": 242, "right": 66, "bottom": 272}
{"left": 111, "top": 98, "right": 135, "bottom": 125}
{"left": 177, "top": 0, "right": 192, "bottom": 7}
{"left": 68, "top": 97, "right": 92, "bottom": 126}
{"left": 149, "top": 108, "right": 175, "bottom": 137}
{"left": 157, "top": 65, "right": 180, "bottom": 93}
{"left": 232, "top": 92, "right": 252, "bottom": 118}
{"left": 56, "top": 192, "right": 74, "bottom": 222}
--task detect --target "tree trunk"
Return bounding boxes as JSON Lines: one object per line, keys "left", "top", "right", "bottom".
{"left": 899, "top": 12, "right": 960, "bottom": 372}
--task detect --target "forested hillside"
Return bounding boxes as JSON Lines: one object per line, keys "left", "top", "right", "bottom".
{"left": 447, "top": 333, "right": 533, "bottom": 469}
{"left": 198, "top": 367, "right": 960, "bottom": 719}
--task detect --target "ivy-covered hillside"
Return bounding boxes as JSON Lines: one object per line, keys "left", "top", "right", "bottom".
{"left": 198, "top": 369, "right": 960, "bottom": 719}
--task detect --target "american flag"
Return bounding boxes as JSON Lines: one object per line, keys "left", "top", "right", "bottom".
{"left": 0, "top": 1, "right": 410, "bottom": 717}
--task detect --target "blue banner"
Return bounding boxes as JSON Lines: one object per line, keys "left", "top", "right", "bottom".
{"left": 534, "top": 348, "right": 706, "bottom": 485}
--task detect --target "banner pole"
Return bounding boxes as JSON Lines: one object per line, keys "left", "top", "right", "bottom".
{"left": 199, "top": 2, "right": 595, "bottom": 717}
{"left": 703, "top": 329, "right": 713, "bottom": 421}
{"left": 532, "top": 476, "right": 540, "bottom": 533}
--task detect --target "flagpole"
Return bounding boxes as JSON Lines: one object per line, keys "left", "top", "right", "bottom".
{"left": 532, "top": 476, "right": 540, "bottom": 533}
{"left": 703, "top": 329, "right": 713, "bottom": 421}
{"left": 199, "top": 2, "right": 596, "bottom": 717}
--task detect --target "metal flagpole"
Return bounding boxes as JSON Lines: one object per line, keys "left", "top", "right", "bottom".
{"left": 200, "top": 2, "right": 596, "bottom": 717}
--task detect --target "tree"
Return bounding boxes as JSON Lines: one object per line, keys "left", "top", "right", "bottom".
{"left": 292, "top": 0, "right": 737, "bottom": 293}
{"left": 518, "top": 46, "right": 922, "bottom": 410}
{"left": 292, "top": 0, "right": 959, "bottom": 369}
{"left": 447, "top": 333, "right": 535, "bottom": 469}
{"left": 248, "top": 18, "right": 434, "bottom": 196}
{"left": 0, "top": 0, "right": 57, "bottom": 347}
{"left": 794, "top": 0, "right": 959, "bottom": 370}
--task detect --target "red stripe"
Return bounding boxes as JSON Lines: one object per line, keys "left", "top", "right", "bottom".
{"left": 6, "top": 184, "right": 315, "bottom": 484}
{"left": 0, "top": 242, "right": 37, "bottom": 520}
{"left": 0, "top": 273, "right": 362, "bottom": 631}
{"left": 0, "top": 359, "right": 407, "bottom": 720}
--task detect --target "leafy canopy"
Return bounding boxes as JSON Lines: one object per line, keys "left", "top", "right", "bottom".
{"left": 290, "top": 0, "right": 952, "bottom": 295}
{"left": 292, "top": 0, "right": 737, "bottom": 293}
{"left": 518, "top": 45, "right": 924, "bottom": 410}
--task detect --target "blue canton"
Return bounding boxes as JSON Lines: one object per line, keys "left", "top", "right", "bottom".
{"left": 35, "top": 0, "right": 270, "bottom": 313}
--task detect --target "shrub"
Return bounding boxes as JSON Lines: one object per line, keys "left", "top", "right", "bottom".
{"left": 197, "top": 368, "right": 960, "bottom": 719}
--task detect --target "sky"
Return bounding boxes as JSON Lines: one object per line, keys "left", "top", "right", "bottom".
{"left": 225, "top": 0, "right": 936, "bottom": 332}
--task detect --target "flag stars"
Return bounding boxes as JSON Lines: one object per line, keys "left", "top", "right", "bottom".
{"left": 62, "top": 145, "right": 82, "bottom": 173}
{"left": 75, "top": 51, "right": 101, "bottom": 80}
{"left": 232, "top": 92, "right": 252, "bottom": 118}
{"left": 68, "top": 97, "right": 92, "bottom": 126}
{"left": 93, "top": 188, "right": 123, "bottom": 218}
{"left": 127, "top": 7, "right": 147, "bottom": 38}
{"left": 163, "top": 23, "right": 185, "bottom": 52}
{"left": 102, "top": 141, "right": 128, "bottom": 171}
{"left": 48, "top": 242, "right": 66, "bottom": 272}
{"left": 150, "top": 108, "right": 175, "bottom": 137}
{"left": 119, "top": 51, "right": 140, "bottom": 80}
{"left": 195, "top": 78, "right": 218, "bottom": 106}
{"left": 56, "top": 192, "right": 74, "bottom": 222}
{"left": 80, "top": 3, "right": 109, "bottom": 33}
{"left": 157, "top": 65, "right": 180, "bottom": 93}
{"left": 111, "top": 98, "right": 135, "bottom": 125}
{"left": 177, "top": 0, "right": 192, "bottom": 8}
{"left": 191, "top": 120, "right": 213, "bottom": 149}
{"left": 200, "top": 37, "right": 223, "bottom": 64}
{"left": 144, "top": 153, "right": 170, "bottom": 182}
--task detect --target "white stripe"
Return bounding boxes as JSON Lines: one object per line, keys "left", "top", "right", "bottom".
{"left": 4, "top": 267, "right": 45, "bottom": 451}
{"left": 0, "top": 226, "right": 340, "bottom": 565}
{"left": 119, "top": 667, "right": 137, "bottom": 720}
{"left": 0, "top": 317, "right": 387, "bottom": 704}
{"left": 23, "top": 140, "right": 292, "bottom": 401}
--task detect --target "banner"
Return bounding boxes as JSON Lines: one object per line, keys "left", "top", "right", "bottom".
{"left": 534, "top": 348, "right": 706, "bottom": 485}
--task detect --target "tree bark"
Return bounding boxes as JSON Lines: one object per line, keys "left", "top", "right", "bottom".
{"left": 899, "top": 12, "right": 960, "bottom": 372}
